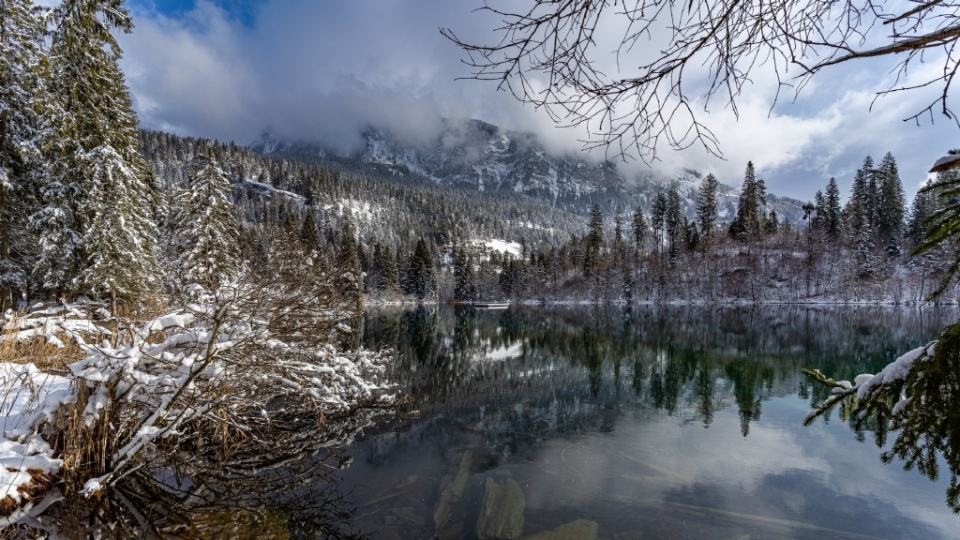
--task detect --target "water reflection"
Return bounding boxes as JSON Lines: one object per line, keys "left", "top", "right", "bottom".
{"left": 345, "top": 305, "right": 959, "bottom": 539}
{"left": 18, "top": 305, "right": 959, "bottom": 538}
{"left": 363, "top": 305, "right": 948, "bottom": 434}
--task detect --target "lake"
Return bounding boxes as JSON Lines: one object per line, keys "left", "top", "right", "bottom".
{"left": 327, "top": 305, "right": 959, "bottom": 540}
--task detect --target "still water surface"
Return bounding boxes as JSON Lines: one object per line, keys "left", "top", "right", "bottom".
{"left": 333, "top": 305, "right": 959, "bottom": 540}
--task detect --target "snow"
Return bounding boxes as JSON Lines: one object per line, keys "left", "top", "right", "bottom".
{"left": 241, "top": 179, "right": 305, "bottom": 204}
{"left": 483, "top": 239, "right": 522, "bottom": 258}
{"left": 929, "top": 154, "right": 960, "bottom": 173}
{"left": 0, "top": 363, "right": 75, "bottom": 504}
{"left": 855, "top": 344, "right": 930, "bottom": 401}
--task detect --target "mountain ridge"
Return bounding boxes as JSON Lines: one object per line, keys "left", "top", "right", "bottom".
{"left": 249, "top": 119, "right": 806, "bottom": 224}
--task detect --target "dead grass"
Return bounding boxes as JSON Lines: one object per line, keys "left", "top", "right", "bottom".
{"left": 0, "top": 470, "right": 56, "bottom": 518}
{"left": 0, "top": 331, "right": 84, "bottom": 372}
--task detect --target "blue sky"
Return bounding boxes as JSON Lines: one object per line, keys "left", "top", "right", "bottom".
{"left": 130, "top": 0, "right": 263, "bottom": 25}
{"left": 116, "top": 0, "right": 960, "bottom": 202}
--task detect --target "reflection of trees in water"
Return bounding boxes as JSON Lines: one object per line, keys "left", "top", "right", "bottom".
{"left": 363, "top": 305, "right": 953, "bottom": 439}
{"left": 806, "top": 319, "right": 960, "bottom": 513}
{"left": 12, "top": 411, "right": 391, "bottom": 539}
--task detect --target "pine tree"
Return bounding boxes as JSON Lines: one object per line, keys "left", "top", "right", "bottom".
{"left": 34, "top": 0, "right": 159, "bottom": 303}
{"left": 407, "top": 238, "right": 434, "bottom": 302}
{"left": 299, "top": 207, "right": 320, "bottom": 251}
{"left": 824, "top": 177, "right": 842, "bottom": 241}
{"left": 908, "top": 173, "right": 949, "bottom": 247}
{"left": 584, "top": 203, "right": 604, "bottom": 275}
{"left": 729, "top": 162, "right": 765, "bottom": 242}
{"left": 632, "top": 206, "right": 647, "bottom": 252}
{"left": 651, "top": 193, "right": 667, "bottom": 258}
{"left": 453, "top": 245, "right": 476, "bottom": 302}
{"left": 172, "top": 149, "right": 239, "bottom": 289}
{"left": 0, "top": 0, "right": 47, "bottom": 309}
{"left": 876, "top": 152, "right": 905, "bottom": 256}
{"left": 764, "top": 210, "right": 780, "bottom": 234}
{"left": 845, "top": 156, "right": 875, "bottom": 242}
{"left": 665, "top": 187, "right": 682, "bottom": 263}
{"left": 696, "top": 173, "right": 719, "bottom": 246}
{"left": 79, "top": 145, "right": 159, "bottom": 311}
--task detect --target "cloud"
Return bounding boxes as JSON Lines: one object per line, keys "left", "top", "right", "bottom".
{"left": 118, "top": 0, "right": 960, "bottom": 201}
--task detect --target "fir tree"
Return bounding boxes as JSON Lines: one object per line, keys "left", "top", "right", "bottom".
{"left": 35, "top": 0, "right": 159, "bottom": 302}
{"left": 876, "top": 152, "right": 905, "bottom": 256}
{"left": 407, "top": 238, "right": 434, "bottom": 302}
{"left": 908, "top": 173, "right": 949, "bottom": 247}
{"left": 729, "top": 162, "right": 765, "bottom": 242}
{"left": 299, "top": 207, "right": 320, "bottom": 251}
{"left": 79, "top": 145, "right": 159, "bottom": 311}
{"left": 696, "top": 173, "right": 719, "bottom": 246}
{"left": 584, "top": 203, "right": 604, "bottom": 275}
{"left": 0, "top": 0, "right": 47, "bottom": 309}
{"left": 665, "top": 187, "right": 682, "bottom": 263}
{"left": 845, "top": 156, "right": 875, "bottom": 241}
{"left": 453, "top": 245, "right": 476, "bottom": 302}
{"left": 764, "top": 210, "right": 780, "bottom": 234}
{"left": 172, "top": 149, "right": 239, "bottom": 289}
{"left": 824, "top": 177, "right": 842, "bottom": 241}
{"left": 651, "top": 193, "right": 667, "bottom": 258}
{"left": 336, "top": 217, "right": 363, "bottom": 305}
{"left": 632, "top": 206, "right": 647, "bottom": 252}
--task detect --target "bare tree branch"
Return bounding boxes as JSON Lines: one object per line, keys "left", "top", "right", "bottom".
{"left": 443, "top": 0, "right": 960, "bottom": 162}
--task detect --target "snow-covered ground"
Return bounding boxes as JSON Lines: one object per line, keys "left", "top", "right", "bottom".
{"left": 0, "top": 363, "right": 73, "bottom": 513}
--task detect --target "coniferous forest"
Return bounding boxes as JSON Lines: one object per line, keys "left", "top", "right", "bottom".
{"left": 2, "top": 0, "right": 950, "bottom": 311}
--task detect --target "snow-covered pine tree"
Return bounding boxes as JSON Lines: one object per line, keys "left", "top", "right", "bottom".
{"left": 876, "top": 152, "right": 905, "bottom": 256}
{"left": 651, "top": 193, "right": 667, "bottom": 259}
{"left": 407, "top": 238, "right": 433, "bottom": 302}
{"left": 583, "top": 203, "right": 604, "bottom": 275}
{"left": 729, "top": 162, "right": 765, "bottom": 242}
{"left": 299, "top": 207, "right": 320, "bottom": 252}
{"left": 845, "top": 156, "right": 874, "bottom": 243}
{"left": 80, "top": 145, "right": 160, "bottom": 311}
{"left": 35, "top": 0, "right": 159, "bottom": 303}
{"left": 631, "top": 205, "right": 647, "bottom": 253}
{"left": 0, "top": 0, "right": 48, "bottom": 309}
{"left": 824, "top": 178, "right": 843, "bottom": 242}
{"left": 696, "top": 173, "right": 719, "bottom": 246}
{"left": 173, "top": 149, "right": 239, "bottom": 289}
{"left": 665, "top": 187, "right": 682, "bottom": 263}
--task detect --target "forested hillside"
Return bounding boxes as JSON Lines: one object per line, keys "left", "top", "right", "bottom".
{"left": 142, "top": 131, "right": 950, "bottom": 306}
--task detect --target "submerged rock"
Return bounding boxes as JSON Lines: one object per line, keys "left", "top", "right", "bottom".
{"left": 476, "top": 477, "right": 525, "bottom": 540}
{"left": 433, "top": 450, "right": 473, "bottom": 531}
{"left": 523, "top": 519, "right": 598, "bottom": 540}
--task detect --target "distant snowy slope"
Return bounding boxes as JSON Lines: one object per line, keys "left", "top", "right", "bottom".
{"left": 251, "top": 119, "right": 807, "bottom": 223}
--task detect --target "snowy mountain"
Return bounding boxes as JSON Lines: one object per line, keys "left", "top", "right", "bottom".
{"left": 250, "top": 119, "right": 806, "bottom": 224}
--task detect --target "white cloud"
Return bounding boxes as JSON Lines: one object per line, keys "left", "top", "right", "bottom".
{"left": 118, "top": 0, "right": 960, "bottom": 202}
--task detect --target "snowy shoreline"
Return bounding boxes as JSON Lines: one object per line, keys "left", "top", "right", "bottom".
{"left": 0, "top": 292, "right": 398, "bottom": 528}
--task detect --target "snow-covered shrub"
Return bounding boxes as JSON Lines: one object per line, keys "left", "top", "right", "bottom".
{"left": 55, "top": 269, "right": 394, "bottom": 498}
{"left": 0, "top": 244, "right": 397, "bottom": 535}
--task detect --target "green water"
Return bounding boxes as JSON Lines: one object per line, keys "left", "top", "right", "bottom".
{"left": 334, "top": 305, "right": 959, "bottom": 540}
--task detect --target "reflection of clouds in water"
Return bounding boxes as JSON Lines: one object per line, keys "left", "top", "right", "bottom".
{"left": 769, "top": 399, "right": 958, "bottom": 539}
{"left": 635, "top": 409, "right": 831, "bottom": 492}
{"left": 519, "top": 402, "right": 952, "bottom": 539}
{"left": 521, "top": 407, "right": 830, "bottom": 514}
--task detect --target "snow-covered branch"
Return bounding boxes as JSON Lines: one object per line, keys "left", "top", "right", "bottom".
{"left": 804, "top": 320, "right": 960, "bottom": 513}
